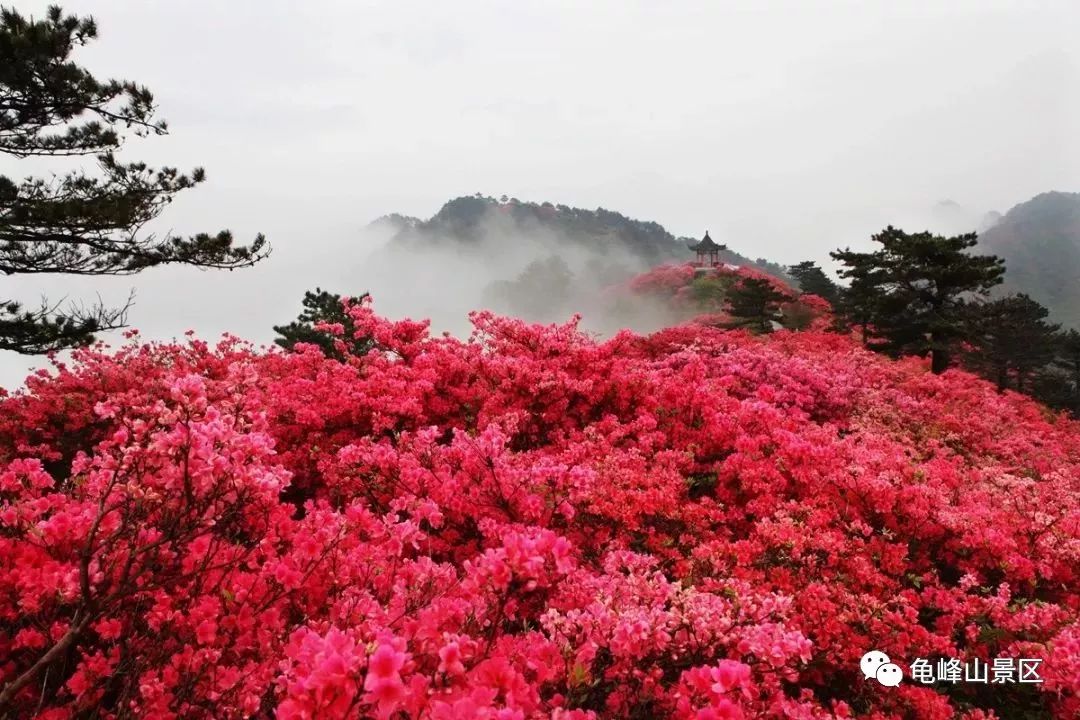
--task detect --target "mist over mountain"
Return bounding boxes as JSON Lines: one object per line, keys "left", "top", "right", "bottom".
{"left": 374, "top": 195, "right": 790, "bottom": 275}
{"left": 355, "top": 195, "right": 789, "bottom": 336}
{"left": 978, "top": 191, "right": 1080, "bottom": 329}
{"left": 922, "top": 199, "right": 1003, "bottom": 236}
{"left": 979, "top": 210, "right": 1004, "bottom": 231}
{"left": 928, "top": 199, "right": 982, "bottom": 236}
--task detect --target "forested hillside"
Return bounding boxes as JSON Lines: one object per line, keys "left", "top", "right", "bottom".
{"left": 979, "top": 192, "right": 1080, "bottom": 328}
{"left": 371, "top": 195, "right": 791, "bottom": 280}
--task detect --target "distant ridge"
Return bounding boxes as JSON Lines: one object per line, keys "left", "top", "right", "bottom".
{"left": 368, "top": 194, "right": 791, "bottom": 280}
{"left": 978, "top": 191, "right": 1080, "bottom": 329}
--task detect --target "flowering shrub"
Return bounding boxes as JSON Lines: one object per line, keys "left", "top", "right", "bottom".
{"left": 627, "top": 263, "right": 699, "bottom": 297}
{"left": 625, "top": 263, "right": 831, "bottom": 332}
{"left": 0, "top": 298, "right": 1078, "bottom": 718}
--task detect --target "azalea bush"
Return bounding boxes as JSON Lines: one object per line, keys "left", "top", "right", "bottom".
{"left": 625, "top": 263, "right": 831, "bottom": 332}
{"left": 0, "top": 298, "right": 1078, "bottom": 719}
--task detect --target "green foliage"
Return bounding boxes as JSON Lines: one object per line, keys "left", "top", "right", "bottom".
{"left": 0, "top": 5, "right": 266, "bottom": 354}
{"left": 725, "top": 277, "right": 789, "bottom": 334}
{"left": 832, "top": 227, "right": 1005, "bottom": 373}
{"left": 1052, "top": 329, "right": 1080, "bottom": 389}
{"left": 0, "top": 295, "right": 126, "bottom": 353}
{"left": 685, "top": 472, "right": 718, "bottom": 499}
{"left": 830, "top": 250, "right": 887, "bottom": 343}
{"left": 787, "top": 261, "right": 840, "bottom": 305}
{"left": 687, "top": 274, "right": 731, "bottom": 310}
{"left": 962, "top": 294, "right": 1059, "bottom": 392}
{"left": 0, "top": 5, "right": 161, "bottom": 157}
{"left": 748, "top": 256, "right": 792, "bottom": 283}
{"left": 1032, "top": 329, "right": 1080, "bottom": 415}
{"left": 483, "top": 256, "right": 575, "bottom": 321}
{"left": 273, "top": 289, "right": 372, "bottom": 361}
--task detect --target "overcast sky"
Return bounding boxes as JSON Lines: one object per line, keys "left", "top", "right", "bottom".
{"left": 2, "top": 0, "right": 1079, "bottom": 387}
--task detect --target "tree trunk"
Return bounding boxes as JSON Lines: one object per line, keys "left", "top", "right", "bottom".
{"left": 931, "top": 346, "right": 950, "bottom": 374}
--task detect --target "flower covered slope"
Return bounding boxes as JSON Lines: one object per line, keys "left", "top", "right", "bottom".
{"left": 623, "top": 263, "right": 832, "bottom": 332}
{"left": 1, "top": 300, "right": 1078, "bottom": 719}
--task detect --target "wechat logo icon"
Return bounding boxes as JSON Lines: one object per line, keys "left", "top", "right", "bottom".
{"left": 861, "top": 650, "right": 903, "bottom": 687}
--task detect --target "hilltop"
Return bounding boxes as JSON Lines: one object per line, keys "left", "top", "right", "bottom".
{"left": 370, "top": 194, "right": 791, "bottom": 280}
{"left": 978, "top": 191, "right": 1080, "bottom": 328}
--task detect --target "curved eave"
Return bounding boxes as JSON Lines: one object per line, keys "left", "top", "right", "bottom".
{"left": 694, "top": 243, "right": 724, "bottom": 252}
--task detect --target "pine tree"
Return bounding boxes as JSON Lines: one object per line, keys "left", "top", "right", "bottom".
{"left": 787, "top": 261, "right": 840, "bottom": 305}
{"left": 962, "top": 294, "right": 1059, "bottom": 392}
{"left": 273, "top": 289, "right": 372, "bottom": 360}
{"left": 1053, "top": 329, "right": 1080, "bottom": 396}
{"left": 725, "top": 277, "right": 789, "bottom": 334}
{"left": 0, "top": 6, "right": 266, "bottom": 353}
{"left": 1033, "top": 329, "right": 1080, "bottom": 415}
{"left": 830, "top": 252, "right": 887, "bottom": 344}
{"left": 832, "top": 227, "right": 1004, "bottom": 373}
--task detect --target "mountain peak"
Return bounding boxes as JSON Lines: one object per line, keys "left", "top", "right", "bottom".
{"left": 978, "top": 190, "right": 1080, "bottom": 328}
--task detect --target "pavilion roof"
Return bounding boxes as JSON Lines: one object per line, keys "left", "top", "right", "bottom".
{"left": 688, "top": 231, "right": 725, "bottom": 252}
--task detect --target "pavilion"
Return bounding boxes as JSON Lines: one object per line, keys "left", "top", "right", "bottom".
{"left": 687, "top": 231, "right": 726, "bottom": 267}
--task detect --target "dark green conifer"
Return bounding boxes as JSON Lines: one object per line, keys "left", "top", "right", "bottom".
{"left": 725, "top": 277, "right": 789, "bottom": 334}
{"left": 787, "top": 261, "right": 840, "bottom": 305}
{"left": 963, "top": 294, "right": 1059, "bottom": 392}
{"left": 832, "top": 227, "right": 1004, "bottom": 373}
{"left": 273, "top": 289, "right": 372, "bottom": 360}
{"left": 0, "top": 5, "right": 266, "bottom": 353}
